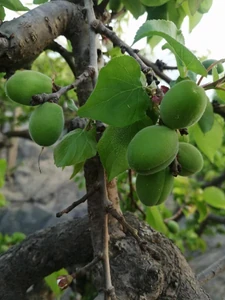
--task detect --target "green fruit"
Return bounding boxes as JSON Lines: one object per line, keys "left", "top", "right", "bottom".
{"left": 167, "top": 220, "right": 180, "bottom": 234}
{"left": 136, "top": 168, "right": 174, "bottom": 206}
{"left": 177, "top": 142, "right": 203, "bottom": 176}
{"left": 127, "top": 125, "right": 179, "bottom": 175}
{"left": 202, "top": 59, "right": 224, "bottom": 75}
{"left": 29, "top": 102, "right": 64, "bottom": 146}
{"left": 5, "top": 70, "right": 52, "bottom": 106}
{"left": 160, "top": 80, "right": 208, "bottom": 129}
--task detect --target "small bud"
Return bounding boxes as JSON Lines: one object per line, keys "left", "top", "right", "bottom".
{"left": 57, "top": 274, "right": 73, "bottom": 290}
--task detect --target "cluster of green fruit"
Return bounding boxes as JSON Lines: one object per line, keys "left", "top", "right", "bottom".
{"left": 127, "top": 80, "right": 208, "bottom": 207}
{"left": 5, "top": 70, "right": 64, "bottom": 147}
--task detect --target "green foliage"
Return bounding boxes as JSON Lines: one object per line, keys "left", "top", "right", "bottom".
{"left": 203, "top": 187, "right": 225, "bottom": 209}
{"left": 134, "top": 20, "right": 207, "bottom": 77}
{"left": 97, "top": 118, "right": 152, "bottom": 181}
{"left": 0, "top": 232, "right": 26, "bottom": 253}
{"left": 54, "top": 128, "right": 97, "bottom": 168}
{"left": 146, "top": 206, "right": 168, "bottom": 235}
{"left": 0, "top": 5, "right": 5, "bottom": 20}
{"left": 191, "top": 118, "right": 224, "bottom": 163}
{"left": 78, "top": 56, "right": 150, "bottom": 127}
{"left": 33, "top": 0, "right": 48, "bottom": 3}
{"left": 121, "top": 0, "right": 145, "bottom": 19}
{"left": 0, "top": 0, "right": 28, "bottom": 12}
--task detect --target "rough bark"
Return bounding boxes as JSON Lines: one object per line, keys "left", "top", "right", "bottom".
{"left": 0, "top": 213, "right": 210, "bottom": 300}
{"left": 0, "top": 217, "right": 92, "bottom": 300}
{"left": 0, "top": 0, "right": 81, "bottom": 73}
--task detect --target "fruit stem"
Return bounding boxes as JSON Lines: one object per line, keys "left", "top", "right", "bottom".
{"left": 38, "top": 146, "right": 44, "bottom": 173}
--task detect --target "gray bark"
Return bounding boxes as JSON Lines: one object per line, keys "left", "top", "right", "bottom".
{"left": 0, "top": 213, "right": 210, "bottom": 299}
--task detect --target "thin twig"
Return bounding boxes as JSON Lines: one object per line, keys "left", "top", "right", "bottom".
{"left": 103, "top": 212, "right": 116, "bottom": 300}
{"left": 164, "top": 206, "right": 184, "bottom": 223}
{"left": 31, "top": 67, "right": 95, "bottom": 105}
{"left": 56, "top": 183, "right": 100, "bottom": 217}
{"left": 197, "top": 255, "right": 225, "bottom": 284}
{"left": 201, "top": 75, "right": 225, "bottom": 91}
{"left": 46, "top": 41, "right": 76, "bottom": 76}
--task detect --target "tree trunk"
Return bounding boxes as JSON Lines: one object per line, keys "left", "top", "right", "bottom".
{"left": 0, "top": 1, "right": 211, "bottom": 299}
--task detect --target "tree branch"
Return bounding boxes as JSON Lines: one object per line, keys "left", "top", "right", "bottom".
{"left": 31, "top": 66, "right": 95, "bottom": 105}
{"left": 0, "top": 1, "right": 81, "bottom": 73}
{"left": 197, "top": 255, "right": 225, "bottom": 284}
{"left": 0, "top": 217, "right": 92, "bottom": 300}
{"left": 3, "top": 129, "right": 31, "bottom": 139}
{"left": 90, "top": 19, "right": 156, "bottom": 79}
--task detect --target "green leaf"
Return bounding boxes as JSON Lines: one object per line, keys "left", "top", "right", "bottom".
{"left": 45, "top": 269, "right": 68, "bottom": 296}
{"left": 146, "top": 4, "right": 167, "bottom": 20}
{"left": 198, "top": 0, "right": 213, "bottom": 14}
{"left": 0, "top": 5, "right": 5, "bottom": 20}
{"left": 33, "top": 0, "right": 48, "bottom": 3}
{"left": 134, "top": 19, "right": 185, "bottom": 44}
{"left": 78, "top": 56, "right": 149, "bottom": 127}
{"left": 134, "top": 20, "right": 207, "bottom": 76}
{"left": 70, "top": 162, "right": 84, "bottom": 179}
{"left": 188, "top": 0, "right": 202, "bottom": 15}
{"left": 0, "top": 159, "right": 6, "bottom": 188}
{"left": 167, "top": 0, "right": 186, "bottom": 29}
{"left": 198, "top": 99, "right": 214, "bottom": 134}
{"left": 203, "top": 187, "right": 225, "bottom": 209}
{"left": 0, "top": 193, "right": 6, "bottom": 207}
{"left": 121, "top": 0, "right": 145, "bottom": 19}
{"left": 162, "top": 42, "right": 187, "bottom": 77}
{"left": 67, "top": 99, "right": 78, "bottom": 112}
{"left": 181, "top": 1, "right": 203, "bottom": 32}
{"left": 98, "top": 118, "right": 152, "bottom": 181}
{"left": 146, "top": 206, "right": 168, "bottom": 235}
{"left": 195, "top": 201, "right": 208, "bottom": 223}
{"left": 191, "top": 120, "right": 223, "bottom": 163}
{"left": 54, "top": 129, "right": 97, "bottom": 167}
{"left": 141, "top": 0, "right": 170, "bottom": 6}
{"left": 0, "top": 0, "right": 29, "bottom": 11}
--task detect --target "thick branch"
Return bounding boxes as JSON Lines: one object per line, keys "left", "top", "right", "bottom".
{"left": 3, "top": 129, "right": 31, "bottom": 139}
{"left": 0, "top": 1, "right": 81, "bottom": 72}
{"left": 0, "top": 217, "right": 92, "bottom": 300}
